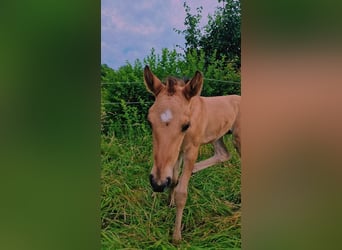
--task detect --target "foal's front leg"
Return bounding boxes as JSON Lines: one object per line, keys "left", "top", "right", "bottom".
{"left": 172, "top": 146, "right": 198, "bottom": 243}
{"left": 169, "top": 154, "right": 183, "bottom": 207}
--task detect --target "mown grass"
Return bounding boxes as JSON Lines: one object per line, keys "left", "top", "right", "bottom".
{"left": 101, "top": 133, "right": 241, "bottom": 249}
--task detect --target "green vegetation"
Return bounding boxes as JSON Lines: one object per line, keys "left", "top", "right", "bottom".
{"left": 100, "top": 50, "right": 241, "bottom": 248}
{"left": 101, "top": 0, "right": 241, "bottom": 248}
{"left": 101, "top": 134, "right": 241, "bottom": 249}
{"left": 175, "top": 0, "right": 241, "bottom": 68}
{"left": 101, "top": 48, "right": 240, "bottom": 138}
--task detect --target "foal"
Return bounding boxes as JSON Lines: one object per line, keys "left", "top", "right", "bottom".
{"left": 143, "top": 66, "right": 241, "bottom": 242}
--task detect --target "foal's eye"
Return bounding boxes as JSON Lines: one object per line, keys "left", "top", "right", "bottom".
{"left": 181, "top": 122, "right": 190, "bottom": 132}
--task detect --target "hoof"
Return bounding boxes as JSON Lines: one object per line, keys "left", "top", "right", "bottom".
{"left": 172, "top": 236, "right": 181, "bottom": 244}
{"left": 172, "top": 232, "right": 182, "bottom": 244}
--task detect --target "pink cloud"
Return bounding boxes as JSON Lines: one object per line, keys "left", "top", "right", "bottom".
{"left": 102, "top": 3, "right": 163, "bottom": 35}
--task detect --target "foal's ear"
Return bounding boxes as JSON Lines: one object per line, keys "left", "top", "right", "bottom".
{"left": 144, "top": 65, "right": 164, "bottom": 97}
{"left": 183, "top": 71, "right": 203, "bottom": 100}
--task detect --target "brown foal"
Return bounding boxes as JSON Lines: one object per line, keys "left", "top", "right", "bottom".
{"left": 143, "top": 65, "right": 241, "bottom": 242}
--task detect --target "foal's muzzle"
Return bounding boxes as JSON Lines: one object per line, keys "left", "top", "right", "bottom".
{"left": 149, "top": 174, "right": 171, "bottom": 192}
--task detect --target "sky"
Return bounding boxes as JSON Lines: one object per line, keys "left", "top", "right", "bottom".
{"left": 101, "top": 0, "right": 221, "bottom": 69}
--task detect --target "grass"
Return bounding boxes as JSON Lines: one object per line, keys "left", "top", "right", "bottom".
{"left": 101, "top": 132, "right": 241, "bottom": 249}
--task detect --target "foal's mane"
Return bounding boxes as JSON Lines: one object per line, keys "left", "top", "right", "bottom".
{"left": 164, "top": 76, "right": 188, "bottom": 96}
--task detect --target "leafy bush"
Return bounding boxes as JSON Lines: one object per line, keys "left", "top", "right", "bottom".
{"left": 101, "top": 48, "right": 240, "bottom": 138}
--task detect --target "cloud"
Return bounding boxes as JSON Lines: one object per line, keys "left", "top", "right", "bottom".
{"left": 102, "top": 4, "right": 163, "bottom": 36}
{"left": 101, "top": 0, "right": 219, "bottom": 69}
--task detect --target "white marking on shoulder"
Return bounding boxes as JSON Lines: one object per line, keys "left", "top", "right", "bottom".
{"left": 160, "top": 109, "right": 173, "bottom": 123}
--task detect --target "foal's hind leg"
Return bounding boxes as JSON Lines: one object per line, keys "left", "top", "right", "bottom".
{"left": 232, "top": 111, "right": 241, "bottom": 156}
{"left": 233, "top": 131, "right": 241, "bottom": 156}
{"left": 192, "top": 137, "right": 230, "bottom": 173}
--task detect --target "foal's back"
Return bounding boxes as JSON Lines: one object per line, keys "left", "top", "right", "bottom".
{"left": 189, "top": 95, "right": 240, "bottom": 145}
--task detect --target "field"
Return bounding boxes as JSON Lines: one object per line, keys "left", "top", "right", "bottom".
{"left": 101, "top": 132, "right": 241, "bottom": 249}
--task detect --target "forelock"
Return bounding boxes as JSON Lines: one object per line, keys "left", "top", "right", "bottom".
{"left": 165, "top": 77, "right": 185, "bottom": 96}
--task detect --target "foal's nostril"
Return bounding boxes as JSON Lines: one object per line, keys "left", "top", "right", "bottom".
{"left": 149, "top": 175, "right": 172, "bottom": 192}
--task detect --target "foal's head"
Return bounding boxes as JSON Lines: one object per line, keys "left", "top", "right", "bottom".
{"left": 144, "top": 66, "right": 203, "bottom": 192}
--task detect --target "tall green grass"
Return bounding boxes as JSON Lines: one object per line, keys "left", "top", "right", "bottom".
{"left": 101, "top": 133, "right": 241, "bottom": 249}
